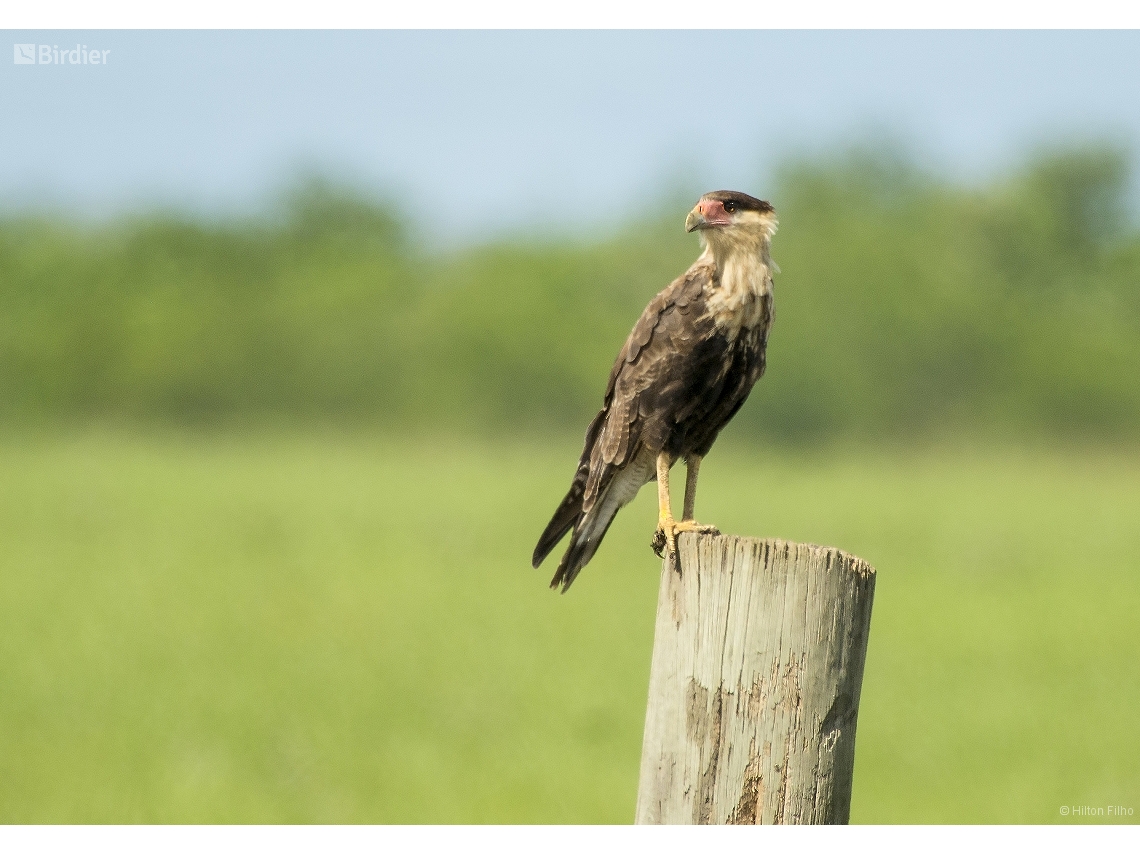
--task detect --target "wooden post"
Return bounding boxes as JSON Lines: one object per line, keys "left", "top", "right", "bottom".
{"left": 635, "top": 533, "right": 876, "bottom": 825}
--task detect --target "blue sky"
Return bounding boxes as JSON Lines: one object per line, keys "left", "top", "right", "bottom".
{"left": 3, "top": 30, "right": 1139, "bottom": 243}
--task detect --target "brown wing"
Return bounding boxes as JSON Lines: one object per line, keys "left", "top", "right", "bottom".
{"left": 582, "top": 261, "right": 714, "bottom": 513}
{"left": 532, "top": 261, "right": 711, "bottom": 571}
{"left": 594, "top": 267, "right": 776, "bottom": 473}
{"left": 683, "top": 289, "right": 773, "bottom": 458}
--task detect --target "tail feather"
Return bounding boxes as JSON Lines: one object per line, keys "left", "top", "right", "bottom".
{"left": 548, "top": 501, "right": 621, "bottom": 593}
{"left": 532, "top": 480, "right": 584, "bottom": 569}
{"left": 533, "top": 408, "right": 608, "bottom": 570}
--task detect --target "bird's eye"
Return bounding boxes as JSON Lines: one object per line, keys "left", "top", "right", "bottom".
{"left": 723, "top": 201, "right": 737, "bottom": 213}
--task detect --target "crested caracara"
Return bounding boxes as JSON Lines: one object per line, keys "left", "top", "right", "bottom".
{"left": 533, "top": 190, "right": 777, "bottom": 592}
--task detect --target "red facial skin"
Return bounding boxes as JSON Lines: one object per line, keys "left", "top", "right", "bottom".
{"left": 694, "top": 198, "right": 733, "bottom": 228}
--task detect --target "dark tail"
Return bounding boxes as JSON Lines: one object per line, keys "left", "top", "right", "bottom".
{"left": 546, "top": 503, "right": 620, "bottom": 593}
{"left": 533, "top": 479, "right": 621, "bottom": 593}
{"left": 532, "top": 480, "right": 584, "bottom": 570}
{"left": 534, "top": 409, "right": 610, "bottom": 591}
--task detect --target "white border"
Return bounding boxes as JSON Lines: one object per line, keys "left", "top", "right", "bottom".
{"left": 0, "top": 825, "right": 1137, "bottom": 855}
{"left": 3, "top": 1, "right": 1140, "bottom": 30}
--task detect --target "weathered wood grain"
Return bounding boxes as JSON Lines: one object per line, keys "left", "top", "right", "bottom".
{"left": 635, "top": 534, "right": 876, "bottom": 824}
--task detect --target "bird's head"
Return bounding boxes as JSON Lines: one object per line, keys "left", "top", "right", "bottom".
{"left": 685, "top": 191, "right": 777, "bottom": 256}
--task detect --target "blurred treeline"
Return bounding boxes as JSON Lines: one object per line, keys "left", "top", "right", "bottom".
{"left": 2, "top": 145, "right": 1138, "bottom": 443}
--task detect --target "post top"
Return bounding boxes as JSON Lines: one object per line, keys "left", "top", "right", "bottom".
{"left": 678, "top": 532, "right": 876, "bottom": 579}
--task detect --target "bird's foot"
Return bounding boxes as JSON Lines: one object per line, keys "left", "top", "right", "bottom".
{"left": 652, "top": 517, "right": 720, "bottom": 559}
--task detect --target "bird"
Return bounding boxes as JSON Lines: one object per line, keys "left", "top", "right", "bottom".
{"left": 533, "top": 190, "right": 778, "bottom": 592}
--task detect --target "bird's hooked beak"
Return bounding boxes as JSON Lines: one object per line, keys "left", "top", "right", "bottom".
{"left": 685, "top": 199, "right": 732, "bottom": 233}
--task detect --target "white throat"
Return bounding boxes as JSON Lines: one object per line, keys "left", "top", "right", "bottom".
{"left": 699, "top": 224, "right": 775, "bottom": 338}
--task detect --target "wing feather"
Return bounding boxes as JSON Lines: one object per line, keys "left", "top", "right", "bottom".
{"left": 534, "top": 257, "right": 724, "bottom": 588}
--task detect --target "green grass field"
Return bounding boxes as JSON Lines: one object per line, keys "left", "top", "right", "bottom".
{"left": 0, "top": 431, "right": 1137, "bottom": 823}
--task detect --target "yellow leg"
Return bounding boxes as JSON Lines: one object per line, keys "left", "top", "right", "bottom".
{"left": 653, "top": 451, "right": 720, "bottom": 559}
{"left": 683, "top": 454, "right": 702, "bottom": 520}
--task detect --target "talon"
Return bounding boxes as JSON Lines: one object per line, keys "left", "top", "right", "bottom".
{"left": 654, "top": 517, "right": 718, "bottom": 561}
{"left": 655, "top": 518, "right": 678, "bottom": 560}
